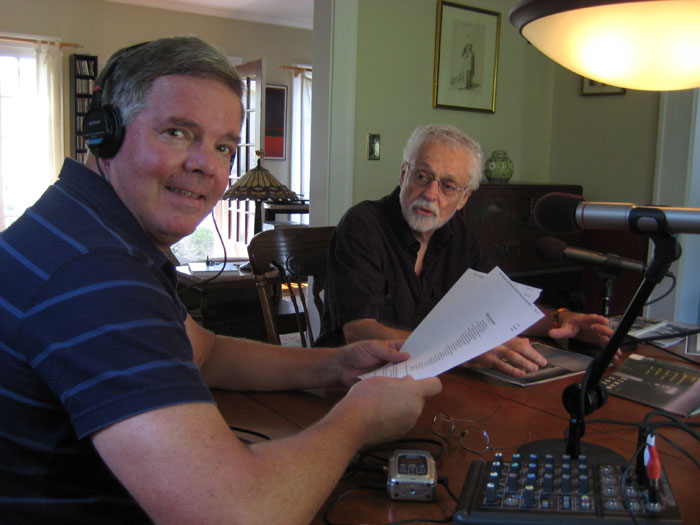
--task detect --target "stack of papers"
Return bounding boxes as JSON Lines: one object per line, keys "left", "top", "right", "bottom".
{"left": 361, "top": 267, "right": 544, "bottom": 380}
{"left": 610, "top": 315, "right": 700, "bottom": 350}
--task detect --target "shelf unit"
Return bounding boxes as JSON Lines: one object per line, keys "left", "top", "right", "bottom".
{"left": 69, "top": 54, "right": 98, "bottom": 164}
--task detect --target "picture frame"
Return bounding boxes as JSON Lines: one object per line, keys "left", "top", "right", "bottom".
{"left": 433, "top": 1, "right": 501, "bottom": 113}
{"left": 264, "top": 84, "right": 287, "bottom": 160}
{"left": 580, "top": 77, "right": 626, "bottom": 96}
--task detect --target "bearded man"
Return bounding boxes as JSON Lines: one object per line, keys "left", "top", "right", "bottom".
{"left": 317, "top": 124, "right": 613, "bottom": 378}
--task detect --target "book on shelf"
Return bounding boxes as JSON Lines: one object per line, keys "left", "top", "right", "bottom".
{"left": 474, "top": 342, "right": 594, "bottom": 386}
{"left": 602, "top": 354, "right": 700, "bottom": 417}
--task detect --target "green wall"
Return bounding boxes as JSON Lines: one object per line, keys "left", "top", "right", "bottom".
{"left": 351, "top": 0, "right": 660, "bottom": 204}
{"left": 549, "top": 66, "right": 660, "bottom": 203}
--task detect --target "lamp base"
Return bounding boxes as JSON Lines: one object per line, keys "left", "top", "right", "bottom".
{"left": 517, "top": 438, "right": 626, "bottom": 464}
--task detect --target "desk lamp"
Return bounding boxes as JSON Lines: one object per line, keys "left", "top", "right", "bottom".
{"left": 222, "top": 151, "right": 298, "bottom": 234}
{"left": 509, "top": 0, "right": 700, "bottom": 461}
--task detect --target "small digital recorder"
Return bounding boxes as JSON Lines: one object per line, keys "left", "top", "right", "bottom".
{"left": 387, "top": 449, "right": 437, "bottom": 501}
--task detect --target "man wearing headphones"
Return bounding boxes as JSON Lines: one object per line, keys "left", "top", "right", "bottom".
{"left": 0, "top": 36, "right": 441, "bottom": 523}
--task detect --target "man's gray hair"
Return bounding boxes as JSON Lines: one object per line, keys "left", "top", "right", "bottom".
{"left": 98, "top": 36, "right": 244, "bottom": 125}
{"left": 402, "top": 124, "right": 484, "bottom": 191}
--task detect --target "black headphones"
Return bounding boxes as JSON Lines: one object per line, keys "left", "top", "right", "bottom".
{"left": 82, "top": 42, "right": 147, "bottom": 159}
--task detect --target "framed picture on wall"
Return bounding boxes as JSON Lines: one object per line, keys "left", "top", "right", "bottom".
{"left": 433, "top": 1, "right": 501, "bottom": 113}
{"left": 580, "top": 77, "right": 626, "bottom": 96}
{"left": 264, "top": 85, "right": 287, "bottom": 159}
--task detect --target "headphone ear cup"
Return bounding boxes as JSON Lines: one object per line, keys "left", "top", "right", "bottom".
{"left": 82, "top": 104, "right": 125, "bottom": 159}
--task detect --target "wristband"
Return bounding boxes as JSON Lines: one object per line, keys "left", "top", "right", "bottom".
{"left": 553, "top": 308, "right": 568, "bottom": 329}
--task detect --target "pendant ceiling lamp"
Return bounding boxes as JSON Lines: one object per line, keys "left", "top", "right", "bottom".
{"left": 509, "top": 0, "right": 700, "bottom": 91}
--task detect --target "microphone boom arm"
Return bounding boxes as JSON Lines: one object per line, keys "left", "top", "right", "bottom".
{"left": 561, "top": 230, "right": 681, "bottom": 458}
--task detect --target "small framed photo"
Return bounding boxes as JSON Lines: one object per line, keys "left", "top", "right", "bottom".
{"left": 368, "top": 133, "right": 381, "bottom": 160}
{"left": 580, "top": 77, "right": 626, "bottom": 96}
{"left": 264, "top": 85, "right": 287, "bottom": 159}
{"left": 433, "top": 1, "right": 501, "bottom": 113}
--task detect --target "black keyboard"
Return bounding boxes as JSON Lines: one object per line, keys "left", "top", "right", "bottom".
{"left": 453, "top": 452, "right": 681, "bottom": 524}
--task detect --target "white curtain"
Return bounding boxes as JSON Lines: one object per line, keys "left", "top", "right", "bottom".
{"left": 36, "top": 41, "right": 64, "bottom": 186}
{"left": 290, "top": 69, "right": 312, "bottom": 207}
{"left": 0, "top": 36, "right": 63, "bottom": 230}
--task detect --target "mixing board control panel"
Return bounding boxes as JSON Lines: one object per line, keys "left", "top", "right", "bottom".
{"left": 453, "top": 452, "right": 681, "bottom": 524}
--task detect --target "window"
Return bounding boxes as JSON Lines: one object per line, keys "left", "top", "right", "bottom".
{"left": 290, "top": 66, "right": 312, "bottom": 205}
{"left": 0, "top": 37, "right": 63, "bottom": 231}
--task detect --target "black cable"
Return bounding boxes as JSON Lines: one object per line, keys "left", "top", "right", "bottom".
{"left": 607, "top": 271, "right": 674, "bottom": 318}
{"left": 363, "top": 438, "right": 446, "bottom": 460}
{"left": 588, "top": 412, "right": 700, "bottom": 442}
{"left": 176, "top": 210, "right": 228, "bottom": 297}
{"left": 656, "top": 432, "right": 700, "bottom": 468}
{"left": 386, "top": 517, "right": 452, "bottom": 525}
{"left": 621, "top": 440, "right": 644, "bottom": 525}
{"left": 345, "top": 438, "right": 444, "bottom": 481}
{"left": 95, "top": 155, "right": 107, "bottom": 179}
{"left": 228, "top": 425, "right": 270, "bottom": 442}
{"left": 644, "top": 271, "right": 676, "bottom": 306}
{"left": 584, "top": 410, "right": 700, "bottom": 521}
{"left": 438, "top": 477, "right": 459, "bottom": 503}
{"left": 643, "top": 343, "right": 700, "bottom": 366}
{"left": 323, "top": 485, "right": 385, "bottom": 525}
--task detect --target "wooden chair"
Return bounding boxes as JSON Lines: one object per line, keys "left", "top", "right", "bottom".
{"left": 247, "top": 226, "right": 336, "bottom": 346}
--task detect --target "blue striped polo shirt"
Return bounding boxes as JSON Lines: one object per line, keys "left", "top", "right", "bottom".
{"left": 0, "top": 158, "right": 214, "bottom": 522}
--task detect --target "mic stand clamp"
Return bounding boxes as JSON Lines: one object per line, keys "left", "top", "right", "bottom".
{"left": 597, "top": 267, "right": 620, "bottom": 318}
{"left": 562, "top": 231, "right": 681, "bottom": 458}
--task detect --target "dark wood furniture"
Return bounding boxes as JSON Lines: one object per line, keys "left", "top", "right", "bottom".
{"left": 262, "top": 201, "right": 309, "bottom": 222}
{"left": 212, "top": 343, "right": 700, "bottom": 524}
{"left": 462, "top": 183, "right": 649, "bottom": 316}
{"left": 177, "top": 262, "right": 300, "bottom": 341}
{"left": 247, "top": 226, "right": 336, "bottom": 346}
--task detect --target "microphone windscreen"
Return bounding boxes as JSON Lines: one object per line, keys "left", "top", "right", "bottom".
{"left": 534, "top": 192, "right": 584, "bottom": 233}
{"left": 536, "top": 237, "right": 566, "bottom": 261}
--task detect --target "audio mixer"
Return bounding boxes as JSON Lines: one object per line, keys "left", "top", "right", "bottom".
{"left": 453, "top": 452, "right": 681, "bottom": 524}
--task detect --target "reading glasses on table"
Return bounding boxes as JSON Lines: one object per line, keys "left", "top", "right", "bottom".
{"left": 432, "top": 405, "right": 531, "bottom": 455}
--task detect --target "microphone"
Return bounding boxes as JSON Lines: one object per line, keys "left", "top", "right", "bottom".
{"left": 534, "top": 192, "right": 700, "bottom": 234}
{"left": 536, "top": 237, "right": 647, "bottom": 275}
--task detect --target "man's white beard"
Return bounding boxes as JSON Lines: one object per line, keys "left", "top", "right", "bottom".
{"left": 399, "top": 184, "right": 452, "bottom": 233}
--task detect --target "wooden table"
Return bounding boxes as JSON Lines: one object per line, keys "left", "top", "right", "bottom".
{"left": 212, "top": 345, "right": 700, "bottom": 523}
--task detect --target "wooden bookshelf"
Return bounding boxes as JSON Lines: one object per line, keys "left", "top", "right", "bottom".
{"left": 69, "top": 54, "right": 97, "bottom": 164}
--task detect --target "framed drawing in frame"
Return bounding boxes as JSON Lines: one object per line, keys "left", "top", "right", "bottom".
{"left": 433, "top": 1, "right": 501, "bottom": 113}
{"left": 264, "top": 84, "right": 287, "bottom": 159}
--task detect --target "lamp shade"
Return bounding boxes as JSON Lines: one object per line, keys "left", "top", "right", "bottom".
{"left": 510, "top": 0, "right": 700, "bottom": 91}
{"left": 222, "top": 158, "right": 298, "bottom": 203}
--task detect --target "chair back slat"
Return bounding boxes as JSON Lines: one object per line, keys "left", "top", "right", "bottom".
{"left": 247, "top": 226, "right": 335, "bottom": 346}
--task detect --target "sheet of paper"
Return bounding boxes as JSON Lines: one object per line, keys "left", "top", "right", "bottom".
{"left": 360, "top": 267, "right": 544, "bottom": 380}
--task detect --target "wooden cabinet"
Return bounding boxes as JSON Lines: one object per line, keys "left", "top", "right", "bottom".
{"left": 69, "top": 54, "right": 98, "bottom": 164}
{"left": 461, "top": 183, "right": 648, "bottom": 315}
